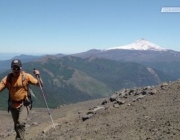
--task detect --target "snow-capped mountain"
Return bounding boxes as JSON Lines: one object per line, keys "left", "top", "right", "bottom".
{"left": 106, "top": 38, "right": 167, "bottom": 51}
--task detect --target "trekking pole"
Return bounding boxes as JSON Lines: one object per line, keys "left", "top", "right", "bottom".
{"left": 34, "top": 69, "right": 56, "bottom": 130}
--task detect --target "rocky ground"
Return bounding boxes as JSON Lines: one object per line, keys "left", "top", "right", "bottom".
{"left": 1, "top": 80, "right": 180, "bottom": 140}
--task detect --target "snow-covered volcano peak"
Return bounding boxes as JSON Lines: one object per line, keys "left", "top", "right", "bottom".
{"left": 106, "top": 39, "right": 167, "bottom": 51}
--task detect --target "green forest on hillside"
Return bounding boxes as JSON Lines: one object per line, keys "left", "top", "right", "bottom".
{"left": 0, "top": 56, "right": 173, "bottom": 110}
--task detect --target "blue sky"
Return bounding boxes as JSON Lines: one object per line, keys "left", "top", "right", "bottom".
{"left": 0, "top": 0, "right": 180, "bottom": 54}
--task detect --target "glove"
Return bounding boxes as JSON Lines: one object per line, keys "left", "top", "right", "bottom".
{"left": 33, "top": 69, "right": 40, "bottom": 77}
{"left": 33, "top": 69, "right": 43, "bottom": 86}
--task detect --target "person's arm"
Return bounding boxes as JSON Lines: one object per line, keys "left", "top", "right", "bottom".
{"left": 0, "top": 77, "right": 7, "bottom": 92}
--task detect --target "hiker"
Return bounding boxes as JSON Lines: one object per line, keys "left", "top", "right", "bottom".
{"left": 0, "top": 59, "right": 43, "bottom": 140}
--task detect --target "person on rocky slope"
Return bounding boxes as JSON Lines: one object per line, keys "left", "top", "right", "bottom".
{"left": 0, "top": 59, "right": 43, "bottom": 140}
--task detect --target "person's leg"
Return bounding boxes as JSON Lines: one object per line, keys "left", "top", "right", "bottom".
{"left": 10, "top": 106, "right": 29, "bottom": 140}
{"left": 17, "top": 106, "right": 29, "bottom": 140}
{"left": 10, "top": 107, "right": 20, "bottom": 139}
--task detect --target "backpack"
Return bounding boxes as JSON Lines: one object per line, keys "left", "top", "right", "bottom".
{"left": 7, "top": 71, "right": 34, "bottom": 111}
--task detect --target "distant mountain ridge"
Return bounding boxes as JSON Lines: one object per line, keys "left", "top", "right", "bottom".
{"left": 71, "top": 39, "right": 180, "bottom": 79}
{"left": 0, "top": 54, "right": 42, "bottom": 73}
{"left": 0, "top": 56, "right": 173, "bottom": 110}
{"left": 0, "top": 39, "right": 179, "bottom": 109}
{"left": 105, "top": 39, "right": 168, "bottom": 51}
{"left": 0, "top": 53, "right": 21, "bottom": 60}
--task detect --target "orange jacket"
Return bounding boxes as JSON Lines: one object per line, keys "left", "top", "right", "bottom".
{"left": 0, "top": 72, "right": 38, "bottom": 108}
